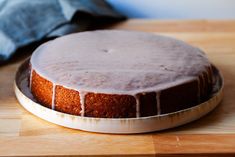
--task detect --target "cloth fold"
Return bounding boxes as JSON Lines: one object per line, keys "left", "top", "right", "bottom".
{"left": 0, "top": 0, "right": 124, "bottom": 63}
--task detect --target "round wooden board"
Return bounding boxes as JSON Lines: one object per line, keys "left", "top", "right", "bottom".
{"left": 14, "top": 59, "right": 223, "bottom": 134}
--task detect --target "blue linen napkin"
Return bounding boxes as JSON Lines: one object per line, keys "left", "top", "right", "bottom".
{"left": 0, "top": 0, "right": 124, "bottom": 63}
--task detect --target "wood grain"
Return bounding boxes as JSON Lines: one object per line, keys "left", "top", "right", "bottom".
{"left": 153, "top": 135, "right": 235, "bottom": 153}
{"left": 105, "top": 19, "right": 235, "bottom": 32}
{"left": 0, "top": 20, "right": 235, "bottom": 156}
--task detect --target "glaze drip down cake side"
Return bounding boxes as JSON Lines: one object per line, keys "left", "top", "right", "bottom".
{"left": 29, "top": 30, "right": 213, "bottom": 118}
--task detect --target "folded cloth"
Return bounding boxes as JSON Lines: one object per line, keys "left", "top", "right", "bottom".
{"left": 0, "top": 0, "right": 124, "bottom": 63}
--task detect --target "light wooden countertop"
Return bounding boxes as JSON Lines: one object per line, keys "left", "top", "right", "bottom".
{"left": 1, "top": 20, "right": 235, "bottom": 156}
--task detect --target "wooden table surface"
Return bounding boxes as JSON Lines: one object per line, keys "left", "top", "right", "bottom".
{"left": 1, "top": 20, "right": 235, "bottom": 156}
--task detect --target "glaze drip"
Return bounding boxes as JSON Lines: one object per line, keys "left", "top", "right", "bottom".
{"left": 51, "top": 83, "right": 56, "bottom": 110}
{"left": 197, "top": 76, "right": 201, "bottom": 103}
{"left": 79, "top": 91, "right": 87, "bottom": 117}
{"left": 156, "top": 92, "right": 161, "bottom": 115}
{"left": 201, "top": 72, "right": 205, "bottom": 98}
{"left": 29, "top": 67, "right": 33, "bottom": 91}
{"left": 135, "top": 94, "right": 140, "bottom": 117}
{"left": 208, "top": 66, "right": 212, "bottom": 83}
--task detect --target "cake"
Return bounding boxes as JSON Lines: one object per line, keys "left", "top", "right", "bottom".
{"left": 29, "top": 30, "right": 213, "bottom": 118}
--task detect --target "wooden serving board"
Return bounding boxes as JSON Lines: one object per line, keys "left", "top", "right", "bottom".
{"left": 0, "top": 20, "right": 235, "bottom": 156}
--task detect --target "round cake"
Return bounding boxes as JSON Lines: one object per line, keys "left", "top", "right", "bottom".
{"left": 29, "top": 30, "right": 213, "bottom": 118}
